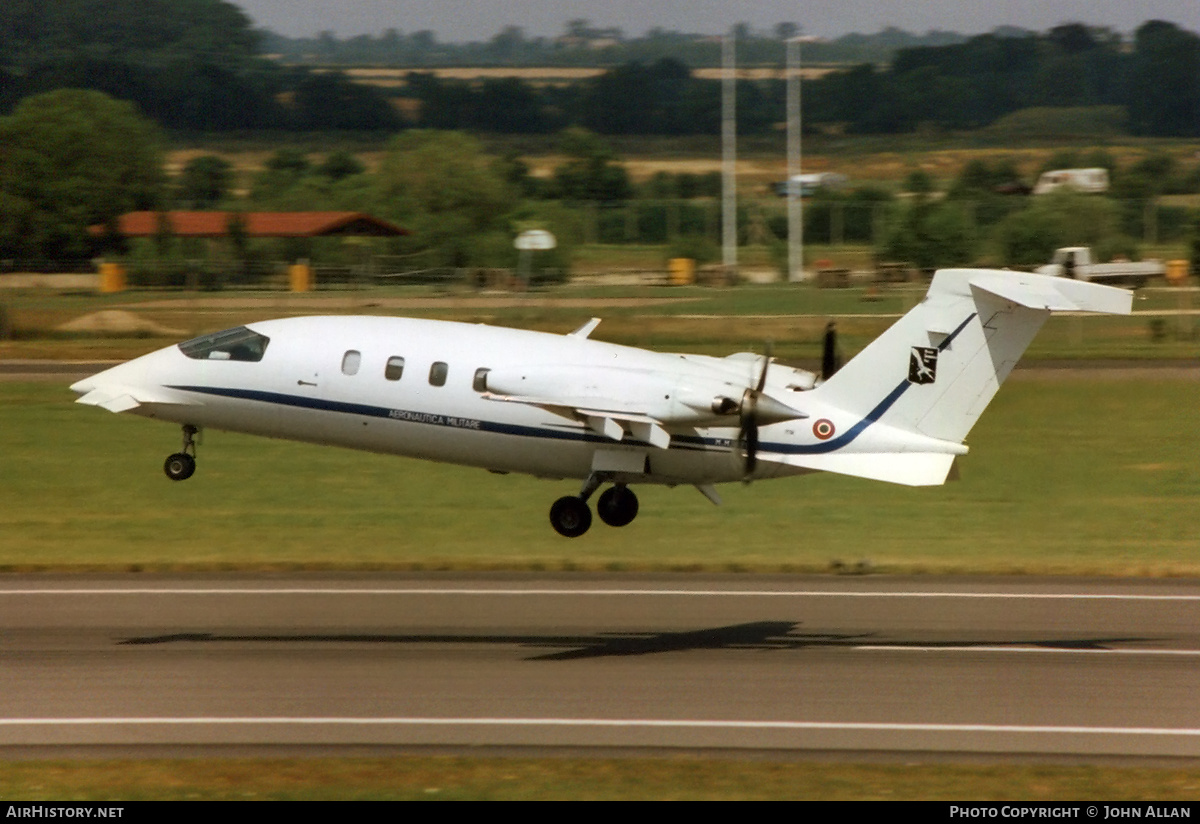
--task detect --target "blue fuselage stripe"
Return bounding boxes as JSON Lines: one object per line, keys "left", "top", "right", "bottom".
{"left": 168, "top": 385, "right": 654, "bottom": 448}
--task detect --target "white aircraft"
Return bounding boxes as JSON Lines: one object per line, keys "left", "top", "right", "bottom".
{"left": 71, "top": 269, "right": 1131, "bottom": 537}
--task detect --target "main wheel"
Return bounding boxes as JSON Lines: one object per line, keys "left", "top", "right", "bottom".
{"left": 163, "top": 452, "right": 196, "bottom": 481}
{"left": 597, "top": 485, "right": 639, "bottom": 527}
{"left": 549, "top": 495, "right": 592, "bottom": 538}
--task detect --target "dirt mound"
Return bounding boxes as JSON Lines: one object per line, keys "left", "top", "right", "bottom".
{"left": 58, "top": 310, "right": 184, "bottom": 337}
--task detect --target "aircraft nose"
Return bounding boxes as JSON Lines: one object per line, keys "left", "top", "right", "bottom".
{"left": 70, "top": 377, "right": 96, "bottom": 395}
{"left": 69, "top": 359, "right": 140, "bottom": 397}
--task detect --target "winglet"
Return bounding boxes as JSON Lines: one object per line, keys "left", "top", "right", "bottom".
{"left": 569, "top": 318, "right": 602, "bottom": 338}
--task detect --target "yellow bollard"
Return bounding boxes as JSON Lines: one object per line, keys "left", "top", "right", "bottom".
{"left": 98, "top": 262, "right": 125, "bottom": 293}
{"left": 668, "top": 257, "right": 695, "bottom": 286}
{"left": 289, "top": 262, "right": 313, "bottom": 292}
{"left": 1166, "top": 259, "right": 1189, "bottom": 286}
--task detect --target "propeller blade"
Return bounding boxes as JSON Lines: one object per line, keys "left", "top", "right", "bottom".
{"left": 821, "top": 321, "right": 841, "bottom": 380}
{"left": 738, "top": 342, "right": 773, "bottom": 482}
{"left": 743, "top": 421, "right": 758, "bottom": 476}
{"left": 754, "top": 341, "right": 773, "bottom": 393}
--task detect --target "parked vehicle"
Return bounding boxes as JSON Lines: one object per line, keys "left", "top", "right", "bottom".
{"left": 1036, "top": 247, "right": 1163, "bottom": 287}
{"left": 772, "top": 172, "right": 848, "bottom": 197}
{"left": 1032, "top": 168, "right": 1109, "bottom": 195}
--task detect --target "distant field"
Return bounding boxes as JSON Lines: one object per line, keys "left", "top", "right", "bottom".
{"left": 2, "top": 281, "right": 1198, "bottom": 363}
{"left": 163, "top": 132, "right": 1200, "bottom": 191}
{"left": 339, "top": 66, "right": 838, "bottom": 88}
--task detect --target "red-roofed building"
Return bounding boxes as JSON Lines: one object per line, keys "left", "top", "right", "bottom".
{"left": 96, "top": 211, "right": 409, "bottom": 238}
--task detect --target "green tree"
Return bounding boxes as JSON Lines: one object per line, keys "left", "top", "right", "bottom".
{"left": 945, "top": 158, "right": 1027, "bottom": 228}
{"left": 176, "top": 154, "right": 232, "bottom": 207}
{"left": 1189, "top": 215, "right": 1200, "bottom": 274}
{"left": 0, "top": 89, "right": 163, "bottom": 260}
{"left": 0, "top": 1, "right": 279, "bottom": 130}
{"left": 882, "top": 198, "right": 976, "bottom": 270}
{"left": 551, "top": 128, "right": 631, "bottom": 202}
{"left": 318, "top": 151, "right": 366, "bottom": 182}
{"left": 250, "top": 148, "right": 312, "bottom": 203}
{"left": 1128, "top": 21, "right": 1200, "bottom": 137}
{"left": 992, "top": 192, "right": 1128, "bottom": 265}
{"left": 376, "top": 130, "right": 516, "bottom": 267}
{"left": 291, "top": 72, "right": 397, "bottom": 130}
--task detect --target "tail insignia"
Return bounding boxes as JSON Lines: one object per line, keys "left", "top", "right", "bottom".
{"left": 908, "top": 347, "right": 939, "bottom": 385}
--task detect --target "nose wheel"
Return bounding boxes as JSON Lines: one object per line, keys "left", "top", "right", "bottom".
{"left": 549, "top": 480, "right": 639, "bottom": 537}
{"left": 164, "top": 425, "right": 199, "bottom": 481}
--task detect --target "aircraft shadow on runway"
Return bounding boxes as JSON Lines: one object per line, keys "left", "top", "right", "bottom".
{"left": 118, "top": 622, "right": 1157, "bottom": 661}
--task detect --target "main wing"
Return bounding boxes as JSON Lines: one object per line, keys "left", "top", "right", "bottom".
{"left": 483, "top": 357, "right": 809, "bottom": 451}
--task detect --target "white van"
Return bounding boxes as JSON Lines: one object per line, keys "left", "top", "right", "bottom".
{"left": 1032, "top": 168, "right": 1109, "bottom": 195}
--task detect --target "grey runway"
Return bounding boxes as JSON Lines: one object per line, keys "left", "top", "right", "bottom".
{"left": 0, "top": 573, "right": 1198, "bottom": 759}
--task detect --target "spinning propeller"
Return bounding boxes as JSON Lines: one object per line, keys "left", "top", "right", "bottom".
{"left": 733, "top": 323, "right": 840, "bottom": 480}
{"left": 821, "top": 321, "right": 842, "bottom": 381}
{"left": 735, "top": 343, "right": 804, "bottom": 481}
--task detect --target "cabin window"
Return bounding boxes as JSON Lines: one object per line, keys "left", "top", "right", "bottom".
{"left": 341, "top": 350, "right": 361, "bottom": 376}
{"left": 473, "top": 368, "right": 490, "bottom": 392}
{"left": 385, "top": 356, "right": 405, "bottom": 381}
{"left": 178, "top": 326, "right": 269, "bottom": 362}
{"left": 429, "top": 361, "right": 448, "bottom": 387}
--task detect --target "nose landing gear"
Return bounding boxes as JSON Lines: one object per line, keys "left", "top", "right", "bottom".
{"left": 164, "top": 425, "right": 199, "bottom": 481}
{"left": 548, "top": 477, "right": 639, "bottom": 538}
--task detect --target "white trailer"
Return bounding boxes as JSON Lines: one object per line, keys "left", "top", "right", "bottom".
{"left": 1036, "top": 247, "right": 1163, "bottom": 287}
{"left": 773, "top": 172, "right": 848, "bottom": 197}
{"left": 1032, "top": 168, "right": 1110, "bottom": 195}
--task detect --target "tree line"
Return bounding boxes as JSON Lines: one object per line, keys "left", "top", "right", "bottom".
{"left": 811, "top": 21, "right": 1200, "bottom": 136}
{"left": 401, "top": 21, "right": 1200, "bottom": 138}
{"left": 0, "top": 0, "right": 394, "bottom": 131}
{"left": 260, "top": 21, "right": 966, "bottom": 68}
{"left": 2, "top": 3, "right": 1198, "bottom": 137}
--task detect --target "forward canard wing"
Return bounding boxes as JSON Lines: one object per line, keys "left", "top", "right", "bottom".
{"left": 72, "top": 382, "right": 201, "bottom": 413}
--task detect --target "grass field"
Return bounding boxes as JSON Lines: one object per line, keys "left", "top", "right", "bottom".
{"left": 0, "top": 757, "right": 1197, "bottom": 801}
{"left": 2, "top": 375, "right": 1196, "bottom": 574}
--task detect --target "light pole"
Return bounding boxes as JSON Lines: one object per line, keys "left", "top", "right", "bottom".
{"left": 787, "top": 36, "right": 804, "bottom": 282}
{"left": 722, "top": 32, "right": 737, "bottom": 282}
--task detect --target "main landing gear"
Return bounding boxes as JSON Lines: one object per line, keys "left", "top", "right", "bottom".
{"left": 163, "top": 424, "right": 199, "bottom": 481}
{"left": 549, "top": 475, "right": 639, "bottom": 538}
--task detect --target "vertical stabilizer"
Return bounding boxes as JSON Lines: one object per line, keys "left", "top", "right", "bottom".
{"left": 788, "top": 269, "right": 1131, "bottom": 484}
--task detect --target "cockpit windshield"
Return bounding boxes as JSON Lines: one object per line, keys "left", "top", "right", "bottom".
{"left": 178, "top": 326, "right": 270, "bottom": 362}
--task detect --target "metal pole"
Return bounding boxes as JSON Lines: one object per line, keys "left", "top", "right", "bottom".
{"left": 722, "top": 33, "right": 737, "bottom": 281}
{"left": 787, "top": 37, "right": 803, "bottom": 282}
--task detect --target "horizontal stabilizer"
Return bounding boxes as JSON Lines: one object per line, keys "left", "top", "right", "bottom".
{"left": 968, "top": 271, "right": 1133, "bottom": 315}
{"left": 776, "top": 451, "right": 958, "bottom": 487}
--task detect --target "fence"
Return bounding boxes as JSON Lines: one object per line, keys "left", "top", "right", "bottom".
{"left": 563, "top": 198, "right": 1197, "bottom": 248}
